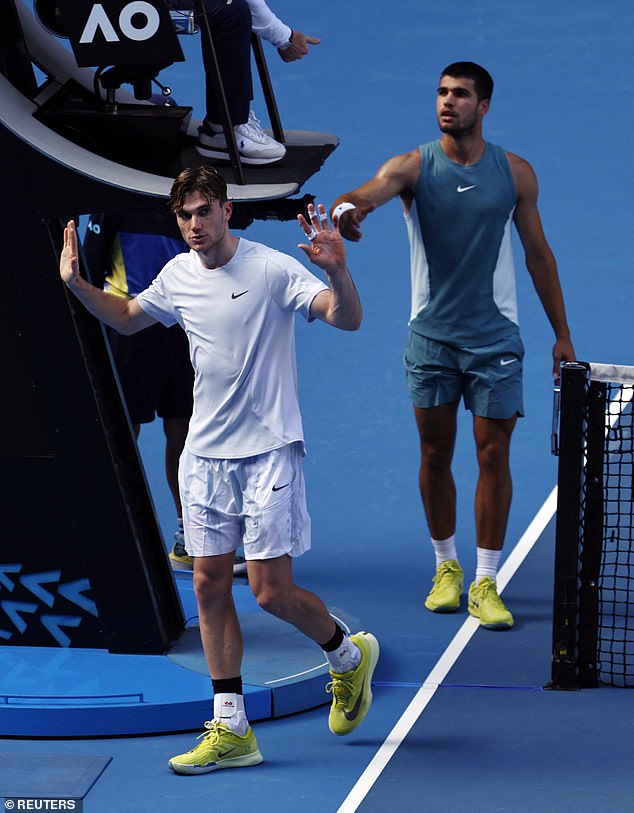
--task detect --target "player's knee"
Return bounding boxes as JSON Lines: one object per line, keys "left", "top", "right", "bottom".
{"left": 476, "top": 440, "right": 510, "bottom": 475}
{"left": 193, "top": 567, "right": 230, "bottom": 607}
{"left": 422, "top": 445, "right": 452, "bottom": 473}
{"left": 253, "top": 584, "right": 287, "bottom": 619}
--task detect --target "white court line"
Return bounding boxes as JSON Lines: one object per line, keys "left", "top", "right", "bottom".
{"left": 337, "top": 486, "right": 559, "bottom": 813}
{"left": 265, "top": 661, "right": 328, "bottom": 685}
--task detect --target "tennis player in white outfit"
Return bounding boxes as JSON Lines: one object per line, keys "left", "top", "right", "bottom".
{"left": 60, "top": 165, "right": 379, "bottom": 774}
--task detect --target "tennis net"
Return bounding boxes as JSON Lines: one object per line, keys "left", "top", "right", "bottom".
{"left": 550, "top": 361, "right": 634, "bottom": 689}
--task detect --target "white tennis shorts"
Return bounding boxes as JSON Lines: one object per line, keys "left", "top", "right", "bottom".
{"left": 179, "top": 442, "right": 311, "bottom": 560}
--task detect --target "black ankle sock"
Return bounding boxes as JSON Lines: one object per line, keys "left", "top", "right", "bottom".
{"left": 320, "top": 623, "right": 345, "bottom": 652}
{"left": 212, "top": 676, "right": 243, "bottom": 695}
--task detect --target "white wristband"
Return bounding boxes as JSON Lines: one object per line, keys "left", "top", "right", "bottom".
{"left": 332, "top": 202, "right": 357, "bottom": 219}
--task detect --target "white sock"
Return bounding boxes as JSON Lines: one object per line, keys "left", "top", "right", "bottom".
{"left": 475, "top": 547, "right": 502, "bottom": 583}
{"left": 213, "top": 693, "right": 249, "bottom": 737}
{"left": 431, "top": 534, "right": 458, "bottom": 569}
{"left": 324, "top": 636, "right": 362, "bottom": 674}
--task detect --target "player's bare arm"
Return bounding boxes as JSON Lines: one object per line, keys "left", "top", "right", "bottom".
{"left": 60, "top": 220, "right": 156, "bottom": 336}
{"left": 331, "top": 149, "right": 422, "bottom": 242}
{"left": 509, "top": 154, "right": 576, "bottom": 375}
{"left": 298, "top": 204, "right": 362, "bottom": 331}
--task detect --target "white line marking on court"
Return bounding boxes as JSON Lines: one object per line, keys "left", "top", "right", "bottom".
{"left": 265, "top": 612, "right": 349, "bottom": 684}
{"left": 265, "top": 661, "right": 328, "bottom": 685}
{"left": 337, "top": 486, "right": 559, "bottom": 813}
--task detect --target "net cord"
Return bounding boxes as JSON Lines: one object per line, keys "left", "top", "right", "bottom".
{"left": 588, "top": 362, "right": 634, "bottom": 386}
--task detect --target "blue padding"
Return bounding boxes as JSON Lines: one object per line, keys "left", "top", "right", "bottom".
{"left": 0, "top": 754, "right": 111, "bottom": 798}
{"left": 0, "top": 582, "right": 355, "bottom": 736}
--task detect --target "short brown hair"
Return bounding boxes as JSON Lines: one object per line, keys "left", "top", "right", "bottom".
{"left": 441, "top": 61, "right": 494, "bottom": 102}
{"left": 169, "top": 165, "right": 228, "bottom": 212}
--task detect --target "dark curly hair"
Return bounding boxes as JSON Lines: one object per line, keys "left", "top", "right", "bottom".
{"left": 440, "top": 62, "right": 494, "bottom": 102}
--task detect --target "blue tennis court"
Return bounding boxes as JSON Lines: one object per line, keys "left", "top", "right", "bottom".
{"left": 1, "top": 0, "right": 633, "bottom": 810}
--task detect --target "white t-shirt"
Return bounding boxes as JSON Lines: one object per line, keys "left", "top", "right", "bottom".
{"left": 136, "top": 238, "right": 328, "bottom": 459}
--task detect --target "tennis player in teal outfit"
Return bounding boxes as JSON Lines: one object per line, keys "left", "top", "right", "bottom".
{"left": 332, "top": 61, "right": 576, "bottom": 628}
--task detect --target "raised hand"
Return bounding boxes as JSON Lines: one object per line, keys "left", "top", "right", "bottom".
{"left": 59, "top": 220, "right": 81, "bottom": 287}
{"left": 297, "top": 203, "right": 347, "bottom": 274}
{"left": 299, "top": 204, "right": 361, "bottom": 331}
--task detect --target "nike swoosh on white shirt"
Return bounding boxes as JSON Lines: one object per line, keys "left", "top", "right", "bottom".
{"left": 457, "top": 184, "right": 477, "bottom": 193}
{"left": 500, "top": 358, "right": 517, "bottom": 366}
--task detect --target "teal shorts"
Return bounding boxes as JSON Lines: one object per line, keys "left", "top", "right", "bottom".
{"left": 404, "top": 331, "right": 525, "bottom": 419}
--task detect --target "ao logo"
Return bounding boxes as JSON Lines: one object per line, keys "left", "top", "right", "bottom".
{"left": 80, "top": 2, "right": 161, "bottom": 44}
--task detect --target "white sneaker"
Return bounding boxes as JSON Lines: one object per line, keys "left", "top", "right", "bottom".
{"left": 197, "top": 110, "right": 285, "bottom": 165}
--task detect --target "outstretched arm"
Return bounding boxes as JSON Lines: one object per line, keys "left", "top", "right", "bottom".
{"left": 330, "top": 148, "right": 421, "bottom": 241}
{"left": 509, "top": 154, "right": 576, "bottom": 378}
{"left": 60, "top": 221, "right": 156, "bottom": 335}
{"left": 246, "top": 0, "right": 320, "bottom": 61}
{"left": 297, "top": 204, "right": 361, "bottom": 331}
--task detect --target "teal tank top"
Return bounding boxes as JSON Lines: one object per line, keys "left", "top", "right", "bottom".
{"left": 405, "top": 140, "right": 519, "bottom": 346}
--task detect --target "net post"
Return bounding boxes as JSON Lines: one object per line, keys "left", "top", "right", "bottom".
{"left": 576, "top": 380, "right": 606, "bottom": 686}
{"left": 549, "top": 362, "right": 588, "bottom": 689}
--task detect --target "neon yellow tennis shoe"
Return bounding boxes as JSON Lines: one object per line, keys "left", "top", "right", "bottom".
{"left": 169, "top": 533, "right": 194, "bottom": 571}
{"left": 326, "top": 631, "right": 379, "bottom": 736}
{"left": 424, "top": 559, "right": 464, "bottom": 612}
{"left": 168, "top": 721, "right": 263, "bottom": 775}
{"left": 468, "top": 577, "right": 514, "bottom": 629}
